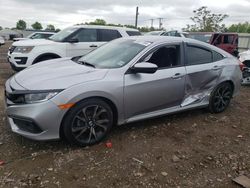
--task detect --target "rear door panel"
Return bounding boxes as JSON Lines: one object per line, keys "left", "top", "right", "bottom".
{"left": 183, "top": 43, "right": 223, "bottom": 106}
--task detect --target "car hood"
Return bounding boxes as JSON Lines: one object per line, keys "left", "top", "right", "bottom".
{"left": 13, "top": 39, "right": 57, "bottom": 46}
{"left": 239, "top": 50, "right": 250, "bottom": 62}
{"left": 14, "top": 38, "right": 28, "bottom": 41}
{"left": 14, "top": 58, "right": 109, "bottom": 90}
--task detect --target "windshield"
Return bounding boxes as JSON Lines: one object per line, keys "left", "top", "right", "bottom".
{"left": 78, "top": 39, "right": 149, "bottom": 68}
{"left": 29, "top": 33, "right": 41, "bottom": 39}
{"left": 145, "top": 31, "right": 163, "bottom": 36}
{"left": 28, "top": 33, "right": 52, "bottom": 39}
{"left": 49, "top": 27, "right": 78, "bottom": 42}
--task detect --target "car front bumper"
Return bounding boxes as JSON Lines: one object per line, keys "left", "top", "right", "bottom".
{"left": 7, "top": 51, "right": 33, "bottom": 71}
{"left": 4, "top": 80, "right": 65, "bottom": 141}
{"left": 5, "top": 101, "right": 64, "bottom": 141}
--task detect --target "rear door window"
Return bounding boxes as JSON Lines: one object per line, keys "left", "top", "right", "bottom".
{"left": 213, "top": 51, "right": 224, "bottom": 62}
{"left": 186, "top": 45, "right": 213, "bottom": 65}
{"left": 98, "top": 29, "right": 122, "bottom": 42}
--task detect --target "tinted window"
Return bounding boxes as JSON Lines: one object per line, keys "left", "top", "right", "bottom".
{"left": 99, "top": 29, "right": 122, "bottom": 42}
{"left": 143, "top": 45, "right": 181, "bottom": 68}
{"left": 163, "top": 31, "right": 181, "bottom": 37}
{"left": 72, "top": 29, "right": 97, "bottom": 42}
{"left": 213, "top": 51, "right": 224, "bottom": 62}
{"left": 126, "top": 31, "right": 141, "bottom": 36}
{"left": 223, "top": 35, "right": 234, "bottom": 44}
{"left": 187, "top": 46, "right": 212, "bottom": 65}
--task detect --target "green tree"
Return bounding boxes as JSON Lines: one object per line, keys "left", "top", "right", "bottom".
{"left": 124, "top": 24, "right": 136, "bottom": 29}
{"left": 227, "top": 22, "right": 250, "bottom": 33}
{"left": 31, "top": 22, "right": 43, "bottom": 30}
{"left": 16, "top": 20, "right": 27, "bottom": 30}
{"left": 88, "top": 19, "right": 106, "bottom": 25}
{"left": 46, "top": 24, "right": 55, "bottom": 31}
{"left": 55, "top": 28, "right": 61, "bottom": 32}
{"left": 77, "top": 18, "right": 161, "bottom": 33}
{"left": 184, "top": 6, "right": 228, "bottom": 32}
{"left": 0, "top": 26, "right": 2, "bottom": 30}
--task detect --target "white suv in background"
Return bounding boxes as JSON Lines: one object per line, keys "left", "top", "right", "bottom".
{"left": 7, "top": 25, "right": 141, "bottom": 71}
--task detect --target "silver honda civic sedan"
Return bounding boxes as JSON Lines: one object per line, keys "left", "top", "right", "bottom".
{"left": 4, "top": 36, "right": 242, "bottom": 146}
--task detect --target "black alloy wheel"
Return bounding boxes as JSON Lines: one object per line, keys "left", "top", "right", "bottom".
{"left": 62, "top": 99, "right": 113, "bottom": 146}
{"left": 209, "top": 82, "right": 233, "bottom": 113}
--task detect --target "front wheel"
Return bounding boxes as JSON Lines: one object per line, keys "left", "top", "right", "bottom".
{"left": 62, "top": 99, "right": 114, "bottom": 146}
{"left": 209, "top": 82, "right": 233, "bottom": 113}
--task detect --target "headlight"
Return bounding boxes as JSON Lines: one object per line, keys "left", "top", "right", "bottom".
{"left": 13, "top": 46, "right": 34, "bottom": 53}
{"left": 24, "top": 92, "right": 59, "bottom": 104}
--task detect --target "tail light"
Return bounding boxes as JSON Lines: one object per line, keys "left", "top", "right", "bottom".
{"left": 238, "top": 60, "right": 245, "bottom": 71}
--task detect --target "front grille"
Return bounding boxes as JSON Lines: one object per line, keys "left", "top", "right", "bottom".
{"left": 243, "top": 69, "right": 250, "bottom": 78}
{"left": 12, "top": 117, "right": 43, "bottom": 134}
{"left": 14, "top": 57, "right": 28, "bottom": 65}
{"left": 9, "top": 46, "right": 16, "bottom": 54}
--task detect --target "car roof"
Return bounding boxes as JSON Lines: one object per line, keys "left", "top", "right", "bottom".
{"left": 127, "top": 35, "right": 195, "bottom": 43}
{"left": 126, "top": 36, "right": 230, "bottom": 56}
{"left": 71, "top": 25, "right": 139, "bottom": 32}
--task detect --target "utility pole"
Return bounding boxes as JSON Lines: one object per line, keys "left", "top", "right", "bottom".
{"left": 150, "top": 19, "right": 154, "bottom": 28}
{"left": 135, "top": 6, "right": 139, "bottom": 28}
{"left": 158, "top": 18, "right": 163, "bottom": 29}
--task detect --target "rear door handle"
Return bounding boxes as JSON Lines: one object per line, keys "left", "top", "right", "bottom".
{"left": 212, "top": 66, "right": 222, "bottom": 70}
{"left": 89, "top": 44, "right": 98, "bottom": 48}
{"left": 171, "top": 73, "right": 184, "bottom": 79}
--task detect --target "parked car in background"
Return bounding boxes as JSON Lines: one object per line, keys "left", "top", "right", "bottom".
{"left": 188, "top": 32, "right": 239, "bottom": 56}
{"left": 145, "top": 31, "right": 165, "bottom": 36}
{"left": 5, "top": 36, "right": 242, "bottom": 146}
{"left": 13, "top": 32, "right": 55, "bottom": 42}
{"left": 0, "top": 36, "right": 5, "bottom": 46}
{"left": 161, "top": 30, "right": 188, "bottom": 38}
{"left": 7, "top": 25, "right": 141, "bottom": 71}
{"left": 145, "top": 30, "right": 188, "bottom": 38}
{"left": 239, "top": 49, "right": 250, "bottom": 84}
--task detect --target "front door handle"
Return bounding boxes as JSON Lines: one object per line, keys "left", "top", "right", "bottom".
{"left": 89, "top": 44, "right": 98, "bottom": 48}
{"left": 212, "top": 66, "right": 222, "bottom": 71}
{"left": 171, "top": 73, "right": 184, "bottom": 79}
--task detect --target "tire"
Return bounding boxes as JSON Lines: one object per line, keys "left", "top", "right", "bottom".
{"left": 209, "top": 82, "right": 233, "bottom": 113}
{"left": 62, "top": 98, "right": 114, "bottom": 147}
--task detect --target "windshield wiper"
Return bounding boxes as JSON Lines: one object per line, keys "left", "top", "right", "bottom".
{"left": 78, "top": 61, "right": 95, "bottom": 68}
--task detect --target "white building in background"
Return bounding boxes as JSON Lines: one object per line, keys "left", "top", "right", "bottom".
{"left": 0, "top": 29, "right": 54, "bottom": 40}
{"left": 0, "top": 29, "right": 23, "bottom": 40}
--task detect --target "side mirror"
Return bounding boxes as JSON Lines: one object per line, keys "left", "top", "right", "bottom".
{"left": 68, "top": 38, "right": 79, "bottom": 43}
{"left": 131, "top": 62, "right": 158, "bottom": 74}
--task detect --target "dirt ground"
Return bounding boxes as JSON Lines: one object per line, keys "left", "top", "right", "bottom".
{"left": 0, "top": 42, "right": 249, "bottom": 188}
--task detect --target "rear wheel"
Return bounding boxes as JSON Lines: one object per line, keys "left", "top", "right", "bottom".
{"left": 209, "top": 82, "right": 233, "bottom": 113}
{"left": 62, "top": 99, "right": 114, "bottom": 146}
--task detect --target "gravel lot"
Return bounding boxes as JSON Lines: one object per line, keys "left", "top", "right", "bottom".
{"left": 0, "top": 42, "right": 249, "bottom": 188}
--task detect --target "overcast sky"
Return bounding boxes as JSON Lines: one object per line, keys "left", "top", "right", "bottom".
{"left": 0, "top": 0, "right": 250, "bottom": 30}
